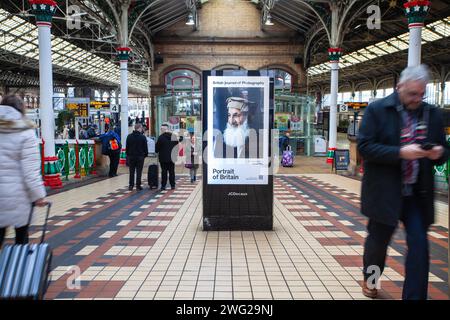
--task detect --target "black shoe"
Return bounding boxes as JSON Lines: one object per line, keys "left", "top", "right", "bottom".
{"left": 160, "top": 188, "right": 166, "bottom": 191}
{"left": 128, "top": 186, "right": 134, "bottom": 191}
{"left": 136, "top": 186, "right": 143, "bottom": 191}
{"left": 171, "top": 186, "right": 175, "bottom": 190}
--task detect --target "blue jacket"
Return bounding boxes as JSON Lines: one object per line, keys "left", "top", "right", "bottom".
{"left": 99, "top": 131, "right": 121, "bottom": 155}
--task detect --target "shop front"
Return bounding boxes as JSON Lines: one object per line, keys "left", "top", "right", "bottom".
{"left": 155, "top": 68, "right": 202, "bottom": 137}
{"left": 274, "top": 93, "right": 315, "bottom": 156}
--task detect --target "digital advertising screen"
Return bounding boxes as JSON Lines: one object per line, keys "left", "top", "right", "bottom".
{"left": 207, "top": 76, "right": 270, "bottom": 185}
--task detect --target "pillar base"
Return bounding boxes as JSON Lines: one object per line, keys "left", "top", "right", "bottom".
{"left": 119, "top": 148, "right": 127, "bottom": 166}
{"left": 44, "top": 173, "right": 62, "bottom": 189}
{"left": 359, "top": 159, "right": 364, "bottom": 176}
{"left": 43, "top": 156, "right": 63, "bottom": 188}
{"left": 326, "top": 148, "right": 336, "bottom": 164}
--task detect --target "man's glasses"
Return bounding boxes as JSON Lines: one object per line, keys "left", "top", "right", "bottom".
{"left": 404, "top": 91, "right": 427, "bottom": 100}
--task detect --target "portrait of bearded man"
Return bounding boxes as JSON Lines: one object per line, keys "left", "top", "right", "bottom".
{"left": 214, "top": 96, "right": 260, "bottom": 159}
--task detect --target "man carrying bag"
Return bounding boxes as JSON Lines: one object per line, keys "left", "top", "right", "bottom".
{"left": 99, "top": 127, "right": 122, "bottom": 177}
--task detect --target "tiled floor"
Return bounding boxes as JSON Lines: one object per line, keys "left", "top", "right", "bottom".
{"left": 3, "top": 172, "right": 448, "bottom": 300}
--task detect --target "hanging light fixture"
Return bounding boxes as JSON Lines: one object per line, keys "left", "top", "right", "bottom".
{"left": 186, "top": 12, "right": 195, "bottom": 25}
{"left": 265, "top": 13, "right": 274, "bottom": 26}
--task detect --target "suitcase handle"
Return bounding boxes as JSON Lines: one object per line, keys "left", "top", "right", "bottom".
{"left": 27, "top": 202, "right": 52, "bottom": 244}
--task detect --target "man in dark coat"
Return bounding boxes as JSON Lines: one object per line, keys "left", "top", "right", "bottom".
{"left": 357, "top": 64, "right": 449, "bottom": 300}
{"left": 126, "top": 123, "right": 148, "bottom": 191}
{"left": 156, "top": 123, "right": 182, "bottom": 190}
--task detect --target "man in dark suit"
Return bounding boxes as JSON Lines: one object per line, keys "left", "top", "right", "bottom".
{"left": 358, "top": 64, "right": 449, "bottom": 300}
{"left": 126, "top": 123, "right": 148, "bottom": 191}
{"left": 156, "top": 123, "right": 182, "bottom": 190}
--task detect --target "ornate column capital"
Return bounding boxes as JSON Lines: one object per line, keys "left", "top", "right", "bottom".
{"left": 404, "top": 1, "right": 431, "bottom": 26}
{"left": 328, "top": 48, "right": 343, "bottom": 62}
{"left": 29, "top": 0, "right": 57, "bottom": 26}
{"left": 116, "top": 47, "right": 132, "bottom": 61}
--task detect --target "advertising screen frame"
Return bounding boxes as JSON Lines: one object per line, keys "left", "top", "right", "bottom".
{"left": 202, "top": 70, "right": 274, "bottom": 231}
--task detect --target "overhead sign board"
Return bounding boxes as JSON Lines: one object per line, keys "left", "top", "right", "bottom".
{"left": 90, "top": 101, "right": 110, "bottom": 111}
{"left": 339, "top": 104, "right": 348, "bottom": 112}
{"left": 65, "top": 98, "right": 90, "bottom": 117}
{"left": 344, "top": 102, "right": 368, "bottom": 110}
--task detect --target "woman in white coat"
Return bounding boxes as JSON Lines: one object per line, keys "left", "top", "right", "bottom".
{"left": 0, "top": 95, "right": 47, "bottom": 247}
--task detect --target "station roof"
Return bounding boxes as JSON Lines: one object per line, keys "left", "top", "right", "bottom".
{"left": 0, "top": 0, "right": 449, "bottom": 92}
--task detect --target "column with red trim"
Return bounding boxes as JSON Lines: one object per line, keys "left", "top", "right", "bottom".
{"left": 29, "top": 0, "right": 62, "bottom": 188}
{"left": 404, "top": 1, "right": 430, "bottom": 67}
{"left": 117, "top": 47, "right": 131, "bottom": 166}
{"left": 326, "top": 47, "right": 343, "bottom": 164}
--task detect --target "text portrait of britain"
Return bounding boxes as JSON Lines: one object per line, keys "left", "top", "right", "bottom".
{"left": 213, "top": 96, "right": 262, "bottom": 159}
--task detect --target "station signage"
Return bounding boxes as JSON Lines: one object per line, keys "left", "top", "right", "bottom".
{"left": 65, "top": 98, "right": 90, "bottom": 117}
{"left": 66, "top": 103, "right": 89, "bottom": 117}
{"left": 90, "top": 101, "right": 110, "bottom": 111}
{"left": 334, "top": 149, "right": 350, "bottom": 171}
{"left": 344, "top": 102, "right": 368, "bottom": 110}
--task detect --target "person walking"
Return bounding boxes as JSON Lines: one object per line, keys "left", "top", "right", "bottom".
{"left": 357, "top": 65, "right": 449, "bottom": 300}
{"left": 0, "top": 95, "right": 47, "bottom": 248}
{"left": 185, "top": 133, "right": 200, "bottom": 183}
{"left": 156, "top": 123, "right": 182, "bottom": 190}
{"left": 98, "top": 127, "right": 121, "bottom": 177}
{"left": 126, "top": 123, "right": 148, "bottom": 191}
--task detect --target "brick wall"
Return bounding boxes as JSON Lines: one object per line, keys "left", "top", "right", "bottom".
{"left": 151, "top": 0, "right": 306, "bottom": 94}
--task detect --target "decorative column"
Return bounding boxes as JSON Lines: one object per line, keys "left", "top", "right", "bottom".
{"left": 148, "top": 66, "right": 155, "bottom": 136}
{"left": 29, "top": 0, "right": 62, "bottom": 188}
{"left": 440, "top": 82, "right": 446, "bottom": 107}
{"left": 117, "top": 47, "right": 131, "bottom": 165}
{"left": 404, "top": 0, "right": 430, "bottom": 67}
{"left": 326, "top": 47, "right": 343, "bottom": 164}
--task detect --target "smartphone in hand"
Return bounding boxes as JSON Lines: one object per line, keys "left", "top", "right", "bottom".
{"left": 421, "top": 143, "right": 437, "bottom": 150}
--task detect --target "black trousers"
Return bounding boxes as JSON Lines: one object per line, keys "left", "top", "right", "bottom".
{"left": 0, "top": 225, "right": 29, "bottom": 248}
{"left": 161, "top": 162, "right": 175, "bottom": 189}
{"left": 363, "top": 196, "right": 429, "bottom": 300}
{"left": 128, "top": 156, "right": 145, "bottom": 187}
{"left": 108, "top": 151, "right": 120, "bottom": 176}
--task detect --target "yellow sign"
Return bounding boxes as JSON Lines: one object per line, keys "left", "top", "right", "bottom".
{"left": 90, "top": 101, "right": 110, "bottom": 110}
{"left": 344, "top": 102, "right": 368, "bottom": 110}
{"left": 66, "top": 103, "right": 89, "bottom": 117}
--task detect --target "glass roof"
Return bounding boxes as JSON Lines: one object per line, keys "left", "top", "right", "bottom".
{"left": 308, "top": 16, "right": 450, "bottom": 77}
{"left": 0, "top": 9, "right": 148, "bottom": 93}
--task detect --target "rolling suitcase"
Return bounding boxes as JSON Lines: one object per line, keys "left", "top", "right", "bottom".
{"left": 0, "top": 203, "right": 53, "bottom": 300}
{"left": 148, "top": 164, "right": 159, "bottom": 189}
{"left": 281, "top": 145, "right": 294, "bottom": 167}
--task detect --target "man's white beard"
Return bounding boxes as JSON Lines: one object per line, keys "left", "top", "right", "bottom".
{"left": 223, "top": 121, "right": 249, "bottom": 148}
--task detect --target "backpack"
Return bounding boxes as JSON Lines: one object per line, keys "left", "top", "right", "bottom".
{"left": 109, "top": 138, "right": 120, "bottom": 151}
